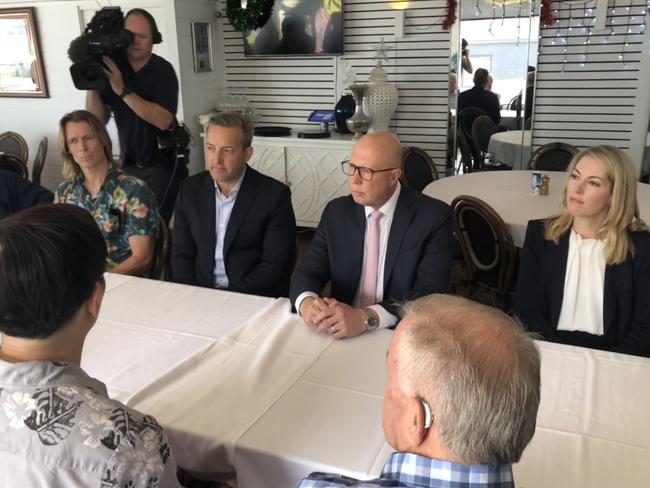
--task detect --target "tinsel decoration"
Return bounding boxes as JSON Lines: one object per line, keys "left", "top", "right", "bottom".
{"left": 226, "top": 0, "right": 274, "bottom": 32}
{"left": 541, "top": 0, "right": 557, "bottom": 26}
{"left": 442, "top": 0, "right": 458, "bottom": 30}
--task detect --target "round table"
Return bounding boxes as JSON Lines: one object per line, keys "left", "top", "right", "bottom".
{"left": 488, "top": 130, "right": 532, "bottom": 170}
{"left": 423, "top": 170, "right": 650, "bottom": 247}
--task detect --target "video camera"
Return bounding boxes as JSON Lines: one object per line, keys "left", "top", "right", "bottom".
{"left": 68, "top": 7, "right": 133, "bottom": 90}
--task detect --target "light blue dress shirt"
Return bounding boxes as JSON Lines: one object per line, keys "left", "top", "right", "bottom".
{"left": 213, "top": 171, "right": 245, "bottom": 288}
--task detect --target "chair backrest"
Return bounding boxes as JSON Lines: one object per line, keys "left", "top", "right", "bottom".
{"left": 0, "top": 153, "right": 29, "bottom": 179}
{"left": 147, "top": 215, "right": 170, "bottom": 280}
{"left": 451, "top": 195, "right": 517, "bottom": 310}
{"left": 470, "top": 115, "right": 497, "bottom": 155}
{"left": 0, "top": 131, "right": 29, "bottom": 164}
{"left": 400, "top": 146, "right": 438, "bottom": 192}
{"left": 529, "top": 142, "right": 579, "bottom": 171}
{"left": 458, "top": 107, "right": 488, "bottom": 140}
{"left": 456, "top": 129, "right": 475, "bottom": 174}
{"left": 31, "top": 137, "right": 48, "bottom": 184}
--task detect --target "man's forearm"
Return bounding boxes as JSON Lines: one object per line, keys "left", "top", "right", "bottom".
{"left": 122, "top": 92, "right": 174, "bottom": 131}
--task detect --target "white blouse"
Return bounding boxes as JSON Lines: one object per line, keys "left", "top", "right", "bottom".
{"left": 557, "top": 229, "right": 607, "bottom": 335}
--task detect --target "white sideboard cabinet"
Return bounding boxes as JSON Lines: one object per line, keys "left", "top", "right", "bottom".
{"left": 250, "top": 136, "right": 355, "bottom": 226}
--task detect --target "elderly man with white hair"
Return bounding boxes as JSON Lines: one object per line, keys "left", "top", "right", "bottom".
{"left": 297, "top": 294, "right": 541, "bottom": 488}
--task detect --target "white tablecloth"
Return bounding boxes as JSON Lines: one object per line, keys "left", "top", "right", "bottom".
{"left": 423, "top": 170, "right": 650, "bottom": 247}
{"left": 82, "top": 275, "right": 650, "bottom": 488}
{"left": 488, "top": 130, "right": 532, "bottom": 169}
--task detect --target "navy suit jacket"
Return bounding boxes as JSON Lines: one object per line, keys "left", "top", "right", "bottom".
{"left": 0, "top": 170, "right": 53, "bottom": 219}
{"left": 170, "top": 166, "right": 296, "bottom": 297}
{"left": 514, "top": 219, "right": 650, "bottom": 357}
{"left": 289, "top": 186, "right": 455, "bottom": 318}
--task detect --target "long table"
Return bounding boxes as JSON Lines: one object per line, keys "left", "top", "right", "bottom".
{"left": 82, "top": 274, "right": 650, "bottom": 488}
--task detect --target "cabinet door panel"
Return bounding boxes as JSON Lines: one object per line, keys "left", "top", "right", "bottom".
{"left": 248, "top": 145, "right": 286, "bottom": 183}
{"left": 286, "top": 147, "right": 351, "bottom": 226}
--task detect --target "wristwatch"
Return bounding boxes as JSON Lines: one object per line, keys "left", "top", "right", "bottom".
{"left": 362, "top": 309, "right": 379, "bottom": 331}
{"left": 119, "top": 86, "right": 132, "bottom": 99}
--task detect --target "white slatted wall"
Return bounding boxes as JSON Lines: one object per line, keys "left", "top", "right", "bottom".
{"left": 219, "top": 0, "right": 450, "bottom": 172}
{"left": 533, "top": 0, "right": 646, "bottom": 152}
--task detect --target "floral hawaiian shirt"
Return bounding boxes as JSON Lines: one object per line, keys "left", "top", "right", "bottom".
{"left": 55, "top": 166, "right": 159, "bottom": 268}
{"left": 0, "top": 359, "right": 181, "bottom": 488}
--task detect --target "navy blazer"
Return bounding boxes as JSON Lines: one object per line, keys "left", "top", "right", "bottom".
{"left": 170, "top": 166, "right": 296, "bottom": 297}
{"left": 289, "top": 185, "right": 455, "bottom": 318}
{"left": 514, "top": 219, "right": 650, "bottom": 357}
{"left": 0, "top": 170, "right": 53, "bottom": 219}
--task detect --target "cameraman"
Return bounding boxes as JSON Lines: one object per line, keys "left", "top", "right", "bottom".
{"left": 86, "top": 8, "right": 185, "bottom": 223}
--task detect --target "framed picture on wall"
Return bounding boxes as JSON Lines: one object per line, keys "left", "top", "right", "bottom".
{"left": 0, "top": 7, "right": 48, "bottom": 97}
{"left": 191, "top": 21, "right": 212, "bottom": 73}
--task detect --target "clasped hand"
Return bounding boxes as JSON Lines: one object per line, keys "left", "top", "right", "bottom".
{"left": 299, "top": 297, "right": 366, "bottom": 339}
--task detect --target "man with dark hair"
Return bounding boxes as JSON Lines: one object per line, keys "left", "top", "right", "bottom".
{"left": 0, "top": 167, "right": 53, "bottom": 220}
{"left": 458, "top": 67, "right": 501, "bottom": 124}
{"left": 86, "top": 8, "right": 184, "bottom": 223}
{"left": 0, "top": 204, "right": 181, "bottom": 487}
{"left": 171, "top": 111, "right": 296, "bottom": 297}
{"left": 298, "top": 294, "right": 541, "bottom": 488}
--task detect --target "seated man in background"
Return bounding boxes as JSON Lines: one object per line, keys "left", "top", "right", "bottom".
{"left": 290, "top": 132, "right": 454, "bottom": 338}
{"left": 0, "top": 204, "right": 181, "bottom": 487}
{"left": 0, "top": 165, "right": 53, "bottom": 219}
{"left": 55, "top": 110, "right": 159, "bottom": 276}
{"left": 171, "top": 111, "right": 296, "bottom": 297}
{"left": 458, "top": 67, "right": 501, "bottom": 125}
{"left": 298, "top": 294, "right": 541, "bottom": 488}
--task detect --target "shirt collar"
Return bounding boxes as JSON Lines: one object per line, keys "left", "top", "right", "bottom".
{"left": 382, "top": 452, "right": 514, "bottom": 488}
{"left": 0, "top": 359, "right": 108, "bottom": 397}
{"left": 214, "top": 166, "right": 246, "bottom": 199}
{"left": 364, "top": 181, "right": 401, "bottom": 220}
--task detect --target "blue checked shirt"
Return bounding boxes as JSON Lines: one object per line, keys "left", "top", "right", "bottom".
{"left": 296, "top": 452, "right": 514, "bottom": 488}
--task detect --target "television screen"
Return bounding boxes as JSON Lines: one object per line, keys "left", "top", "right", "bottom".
{"left": 243, "top": 0, "right": 343, "bottom": 56}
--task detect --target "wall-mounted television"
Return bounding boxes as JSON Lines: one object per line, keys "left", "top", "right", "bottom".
{"left": 243, "top": 0, "right": 343, "bottom": 56}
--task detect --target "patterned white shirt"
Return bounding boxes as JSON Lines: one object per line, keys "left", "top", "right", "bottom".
{"left": 0, "top": 359, "right": 181, "bottom": 488}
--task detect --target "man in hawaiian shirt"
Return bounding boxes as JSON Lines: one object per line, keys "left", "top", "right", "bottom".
{"left": 0, "top": 203, "right": 182, "bottom": 487}
{"left": 55, "top": 109, "right": 159, "bottom": 276}
{"left": 297, "top": 294, "right": 541, "bottom": 488}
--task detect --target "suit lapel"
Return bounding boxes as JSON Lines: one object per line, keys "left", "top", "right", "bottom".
{"left": 603, "top": 261, "right": 625, "bottom": 334}
{"left": 548, "top": 231, "right": 570, "bottom": 326}
{"left": 347, "top": 201, "right": 366, "bottom": 295}
{"left": 223, "top": 166, "right": 257, "bottom": 257}
{"left": 384, "top": 188, "right": 415, "bottom": 289}
{"left": 201, "top": 173, "right": 217, "bottom": 269}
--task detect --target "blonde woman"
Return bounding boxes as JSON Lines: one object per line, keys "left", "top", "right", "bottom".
{"left": 55, "top": 110, "right": 159, "bottom": 276}
{"left": 515, "top": 145, "right": 650, "bottom": 357}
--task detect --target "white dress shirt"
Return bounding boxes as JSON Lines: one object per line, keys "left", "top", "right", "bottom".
{"left": 557, "top": 229, "right": 606, "bottom": 335}
{"left": 296, "top": 182, "right": 402, "bottom": 328}
{"left": 213, "top": 170, "right": 245, "bottom": 288}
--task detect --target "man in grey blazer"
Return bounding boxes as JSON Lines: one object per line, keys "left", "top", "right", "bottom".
{"left": 290, "top": 132, "right": 454, "bottom": 338}
{"left": 170, "top": 112, "right": 296, "bottom": 297}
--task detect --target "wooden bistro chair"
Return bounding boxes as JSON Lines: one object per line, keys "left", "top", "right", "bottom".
{"left": 451, "top": 195, "right": 518, "bottom": 311}
{"left": 0, "top": 131, "right": 29, "bottom": 164}
{"left": 0, "top": 153, "right": 29, "bottom": 179}
{"left": 147, "top": 215, "right": 171, "bottom": 280}
{"left": 31, "top": 137, "right": 48, "bottom": 184}
{"left": 400, "top": 146, "right": 439, "bottom": 192}
{"left": 529, "top": 142, "right": 579, "bottom": 172}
